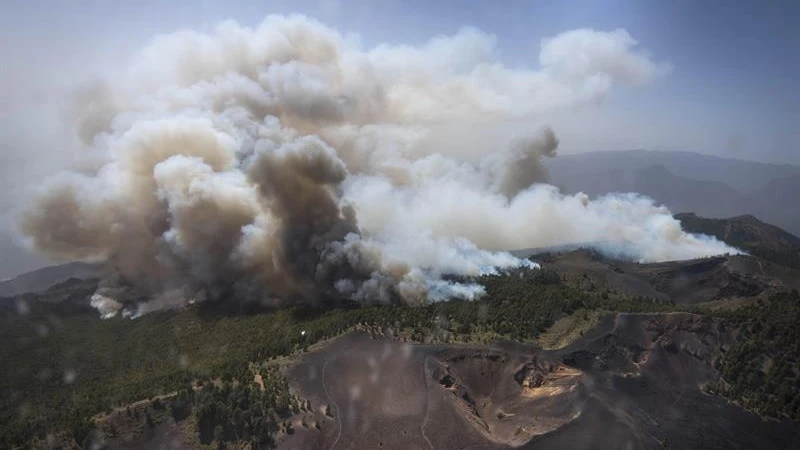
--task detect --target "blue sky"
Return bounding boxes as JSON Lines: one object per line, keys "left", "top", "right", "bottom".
{"left": 0, "top": 0, "right": 797, "bottom": 278}
{"left": 2, "top": 0, "right": 797, "bottom": 163}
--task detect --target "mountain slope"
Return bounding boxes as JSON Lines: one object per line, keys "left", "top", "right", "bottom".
{"left": 676, "top": 213, "right": 800, "bottom": 269}
{"left": 283, "top": 321, "right": 800, "bottom": 449}
{"left": 0, "top": 261, "right": 103, "bottom": 297}
{"left": 629, "top": 165, "right": 749, "bottom": 219}
{"left": 750, "top": 174, "right": 800, "bottom": 236}
{"left": 546, "top": 150, "right": 800, "bottom": 194}
{"left": 4, "top": 214, "right": 800, "bottom": 449}
{"left": 545, "top": 150, "right": 800, "bottom": 236}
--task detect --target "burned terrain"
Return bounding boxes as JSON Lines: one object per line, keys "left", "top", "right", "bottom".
{"left": 280, "top": 312, "right": 800, "bottom": 450}
{"left": 3, "top": 214, "right": 800, "bottom": 449}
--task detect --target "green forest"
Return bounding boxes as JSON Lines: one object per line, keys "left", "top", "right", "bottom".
{"left": 2, "top": 264, "right": 799, "bottom": 448}
{"left": 708, "top": 290, "right": 800, "bottom": 420}
{"left": 0, "top": 267, "right": 673, "bottom": 448}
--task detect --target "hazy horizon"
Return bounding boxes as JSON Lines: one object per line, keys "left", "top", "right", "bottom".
{"left": 1, "top": 0, "right": 798, "bottom": 279}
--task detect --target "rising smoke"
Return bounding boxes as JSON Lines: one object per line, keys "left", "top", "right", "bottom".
{"left": 18, "top": 15, "right": 736, "bottom": 315}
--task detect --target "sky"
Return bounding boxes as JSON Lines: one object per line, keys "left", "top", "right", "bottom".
{"left": 1, "top": 0, "right": 798, "bottom": 278}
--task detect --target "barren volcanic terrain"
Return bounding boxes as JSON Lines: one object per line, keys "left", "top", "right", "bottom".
{"left": 281, "top": 313, "right": 800, "bottom": 450}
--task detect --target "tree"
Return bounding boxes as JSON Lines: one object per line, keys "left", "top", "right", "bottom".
{"left": 214, "top": 424, "right": 225, "bottom": 449}
{"left": 170, "top": 391, "right": 192, "bottom": 422}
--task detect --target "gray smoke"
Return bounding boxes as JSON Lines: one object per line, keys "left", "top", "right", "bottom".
{"left": 17, "top": 15, "right": 735, "bottom": 314}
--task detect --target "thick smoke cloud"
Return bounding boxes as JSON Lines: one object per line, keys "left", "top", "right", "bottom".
{"left": 18, "top": 15, "right": 733, "bottom": 314}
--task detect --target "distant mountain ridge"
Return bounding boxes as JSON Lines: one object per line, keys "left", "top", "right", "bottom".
{"left": 547, "top": 150, "right": 800, "bottom": 194}
{"left": 546, "top": 150, "right": 800, "bottom": 236}
{"left": 676, "top": 213, "right": 800, "bottom": 270}
{"left": 0, "top": 261, "right": 103, "bottom": 297}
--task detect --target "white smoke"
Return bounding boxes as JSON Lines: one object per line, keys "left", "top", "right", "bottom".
{"left": 17, "top": 15, "right": 734, "bottom": 313}
{"left": 89, "top": 294, "right": 123, "bottom": 319}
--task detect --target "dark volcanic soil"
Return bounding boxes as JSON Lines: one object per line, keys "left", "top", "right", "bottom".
{"left": 103, "top": 420, "right": 194, "bottom": 450}
{"left": 534, "top": 250, "right": 800, "bottom": 305}
{"left": 282, "top": 314, "right": 800, "bottom": 450}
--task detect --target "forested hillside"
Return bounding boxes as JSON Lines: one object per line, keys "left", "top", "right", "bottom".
{"left": 1, "top": 267, "right": 677, "bottom": 449}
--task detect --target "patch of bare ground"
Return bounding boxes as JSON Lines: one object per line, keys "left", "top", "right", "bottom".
{"left": 282, "top": 331, "right": 588, "bottom": 450}
{"left": 282, "top": 315, "right": 800, "bottom": 450}
{"left": 97, "top": 397, "right": 196, "bottom": 450}
{"left": 539, "top": 309, "right": 605, "bottom": 350}
{"left": 91, "top": 309, "right": 800, "bottom": 450}
{"left": 253, "top": 372, "right": 265, "bottom": 391}
{"left": 435, "top": 352, "right": 584, "bottom": 446}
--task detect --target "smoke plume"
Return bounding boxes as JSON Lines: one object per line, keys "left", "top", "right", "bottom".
{"left": 18, "top": 15, "right": 735, "bottom": 313}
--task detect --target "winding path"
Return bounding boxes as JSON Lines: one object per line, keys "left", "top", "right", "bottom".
{"left": 321, "top": 358, "right": 342, "bottom": 450}
{"left": 420, "top": 356, "right": 434, "bottom": 450}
